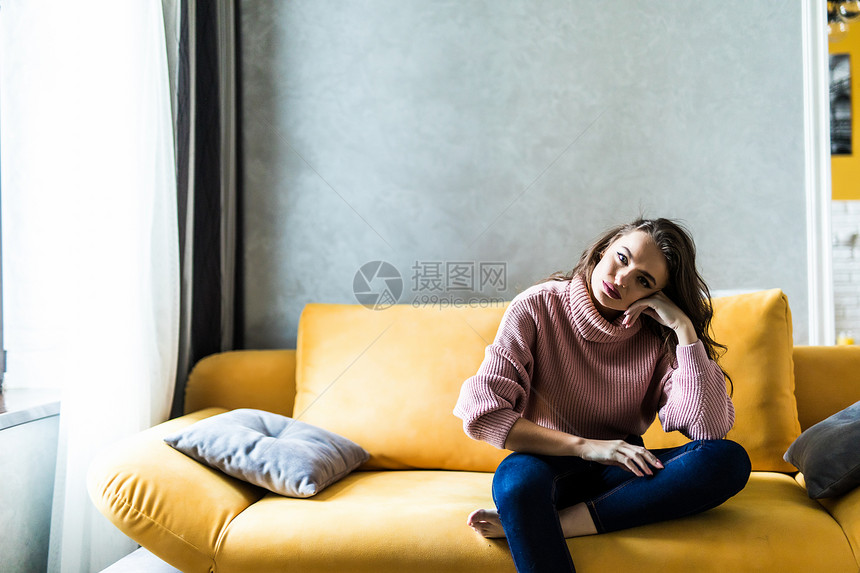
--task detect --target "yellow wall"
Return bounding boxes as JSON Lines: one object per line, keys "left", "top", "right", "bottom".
{"left": 830, "top": 26, "right": 860, "bottom": 199}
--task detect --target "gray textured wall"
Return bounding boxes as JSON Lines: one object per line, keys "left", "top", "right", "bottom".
{"left": 240, "top": 1, "right": 808, "bottom": 348}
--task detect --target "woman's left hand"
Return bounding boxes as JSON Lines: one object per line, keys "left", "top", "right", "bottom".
{"left": 623, "top": 292, "right": 698, "bottom": 345}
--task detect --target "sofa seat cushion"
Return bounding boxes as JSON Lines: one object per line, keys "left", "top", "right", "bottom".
{"left": 212, "top": 470, "right": 855, "bottom": 573}
{"left": 214, "top": 470, "right": 511, "bottom": 573}
{"left": 568, "top": 472, "right": 856, "bottom": 573}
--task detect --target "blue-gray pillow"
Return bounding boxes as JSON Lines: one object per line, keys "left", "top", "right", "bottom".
{"left": 784, "top": 400, "right": 860, "bottom": 499}
{"left": 163, "top": 409, "right": 370, "bottom": 498}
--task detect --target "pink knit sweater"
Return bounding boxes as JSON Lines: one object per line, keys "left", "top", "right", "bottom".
{"left": 454, "top": 277, "right": 735, "bottom": 450}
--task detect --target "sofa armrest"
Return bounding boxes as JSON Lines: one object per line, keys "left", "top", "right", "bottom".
{"left": 799, "top": 473, "right": 860, "bottom": 569}
{"left": 822, "top": 494, "right": 860, "bottom": 571}
{"left": 184, "top": 349, "right": 297, "bottom": 416}
{"left": 793, "top": 345, "right": 860, "bottom": 431}
{"left": 87, "top": 409, "right": 266, "bottom": 572}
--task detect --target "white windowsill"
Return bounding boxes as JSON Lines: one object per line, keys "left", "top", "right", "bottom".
{"left": 0, "top": 388, "right": 61, "bottom": 431}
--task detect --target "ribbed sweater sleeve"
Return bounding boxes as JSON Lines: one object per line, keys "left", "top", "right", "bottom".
{"left": 657, "top": 340, "right": 735, "bottom": 440}
{"left": 453, "top": 299, "right": 536, "bottom": 449}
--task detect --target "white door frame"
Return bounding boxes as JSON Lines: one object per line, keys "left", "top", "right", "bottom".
{"left": 803, "top": 0, "right": 835, "bottom": 346}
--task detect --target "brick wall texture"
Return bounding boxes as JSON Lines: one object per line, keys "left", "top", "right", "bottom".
{"left": 832, "top": 201, "right": 860, "bottom": 343}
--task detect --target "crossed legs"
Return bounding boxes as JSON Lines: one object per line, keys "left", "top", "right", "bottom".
{"left": 471, "top": 439, "right": 751, "bottom": 573}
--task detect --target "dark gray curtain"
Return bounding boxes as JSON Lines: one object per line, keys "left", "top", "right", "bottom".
{"left": 168, "top": 0, "right": 242, "bottom": 417}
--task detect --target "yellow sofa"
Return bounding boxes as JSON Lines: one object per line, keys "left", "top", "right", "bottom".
{"left": 88, "top": 290, "right": 860, "bottom": 572}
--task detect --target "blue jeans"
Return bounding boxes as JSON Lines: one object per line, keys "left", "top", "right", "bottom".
{"left": 492, "top": 438, "right": 751, "bottom": 573}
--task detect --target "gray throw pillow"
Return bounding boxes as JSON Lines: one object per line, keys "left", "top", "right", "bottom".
{"left": 784, "top": 400, "right": 860, "bottom": 499}
{"left": 163, "top": 409, "right": 370, "bottom": 498}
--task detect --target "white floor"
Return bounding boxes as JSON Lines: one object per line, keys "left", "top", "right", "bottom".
{"left": 100, "top": 548, "right": 181, "bottom": 573}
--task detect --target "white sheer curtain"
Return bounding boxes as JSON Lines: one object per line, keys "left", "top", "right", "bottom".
{"left": 1, "top": 1, "right": 179, "bottom": 571}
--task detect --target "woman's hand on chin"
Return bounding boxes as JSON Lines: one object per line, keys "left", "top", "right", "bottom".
{"left": 622, "top": 292, "right": 698, "bottom": 345}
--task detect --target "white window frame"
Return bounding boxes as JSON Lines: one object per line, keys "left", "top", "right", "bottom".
{"left": 803, "top": 0, "right": 835, "bottom": 346}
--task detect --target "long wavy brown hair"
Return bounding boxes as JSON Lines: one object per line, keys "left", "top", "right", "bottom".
{"left": 546, "top": 218, "right": 732, "bottom": 393}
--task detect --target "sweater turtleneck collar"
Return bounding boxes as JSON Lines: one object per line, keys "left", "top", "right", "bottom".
{"left": 567, "top": 276, "right": 641, "bottom": 343}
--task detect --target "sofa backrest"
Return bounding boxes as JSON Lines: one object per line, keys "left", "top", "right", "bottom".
{"left": 793, "top": 345, "right": 860, "bottom": 431}
{"left": 293, "top": 288, "right": 805, "bottom": 473}
{"left": 294, "top": 303, "right": 509, "bottom": 471}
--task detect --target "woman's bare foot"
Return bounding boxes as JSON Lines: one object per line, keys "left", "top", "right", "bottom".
{"left": 467, "top": 508, "right": 506, "bottom": 538}
{"left": 466, "top": 504, "right": 598, "bottom": 539}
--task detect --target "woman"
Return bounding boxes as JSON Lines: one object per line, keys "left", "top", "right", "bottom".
{"left": 453, "top": 218, "right": 751, "bottom": 573}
